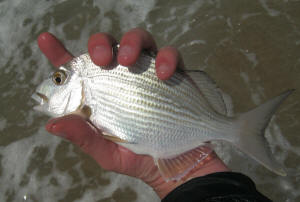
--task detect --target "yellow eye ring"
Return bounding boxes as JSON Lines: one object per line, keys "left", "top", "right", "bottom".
{"left": 52, "top": 70, "right": 67, "bottom": 85}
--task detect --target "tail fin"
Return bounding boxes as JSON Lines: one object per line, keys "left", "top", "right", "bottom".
{"left": 233, "top": 90, "right": 294, "bottom": 176}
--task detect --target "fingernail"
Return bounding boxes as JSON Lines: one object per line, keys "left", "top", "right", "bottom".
{"left": 46, "top": 119, "right": 56, "bottom": 132}
{"left": 92, "top": 45, "right": 111, "bottom": 62}
{"left": 46, "top": 122, "right": 57, "bottom": 133}
{"left": 46, "top": 121, "right": 64, "bottom": 137}
{"left": 39, "top": 32, "right": 47, "bottom": 41}
{"left": 157, "top": 64, "right": 171, "bottom": 80}
{"left": 50, "top": 123, "right": 58, "bottom": 133}
{"left": 118, "top": 45, "right": 134, "bottom": 64}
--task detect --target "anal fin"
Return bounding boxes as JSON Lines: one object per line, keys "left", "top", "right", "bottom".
{"left": 155, "top": 146, "right": 213, "bottom": 182}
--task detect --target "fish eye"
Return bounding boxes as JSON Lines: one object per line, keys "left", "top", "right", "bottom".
{"left": 52, "top": 70, "right": 67, "bottom": 85}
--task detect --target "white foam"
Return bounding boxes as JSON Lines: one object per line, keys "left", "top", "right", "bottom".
{"left": 0, "top": 128, "right": 159, "bottom": 201}
{"left": 258, "top": 0, "right": 280, "bottom": 16}
{"left": 240, "top": 71, "right": 265, "bottom": 105}
{"left": 240, "top": 49, "right": 258, "bottom": 68}
{"left": 0, "top": 129, "right": 63, "bottom": 202}
{"left": 189, "top": 39, "right": 206, "bottom": 46}
{"left": 226, "top": 17, "right": 233, "bottom": 28}
{"left": 0, "top": 0, "right": 54, "bottom": 66}
{"left": 240, "top": 71, "right": 249, "bottom": 83}
{"left": 251, "top": 92, "right": 262, "bottom": 105}
{"left": 185, "top": 1, "right": 205, "bottom": 16}
{"left": 0, "top": 118, "right": 7, "bottom": 131}
{"left": 98, "top": 173, "right": 159, "bottom": 202}
{"left": 241, "top": 13, "right": 261, "bottom": 20}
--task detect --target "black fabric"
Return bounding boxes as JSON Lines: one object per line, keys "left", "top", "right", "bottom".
{"left": 162, "top": 172, "right": 272, "bottom": 202}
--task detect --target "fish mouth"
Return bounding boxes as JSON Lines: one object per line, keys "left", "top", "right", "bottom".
{"left": 32, "top": 92, "right": 49, "bottom": 112}
{"left": 32, "top": 92, "right": 49, "bottom": 104}
{"left": 36, "top": 92, "right": 49, "bottom": 102}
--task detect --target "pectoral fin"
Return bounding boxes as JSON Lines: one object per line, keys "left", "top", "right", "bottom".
{"left": 102, "top": 131, "right": 130, "bottom": 143}
{"left": 72, "top": 105, "right": 92, "bottom": 119}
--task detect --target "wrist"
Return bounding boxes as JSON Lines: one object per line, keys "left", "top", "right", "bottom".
{"left": 147, "top": 152, "right": 229, "bottom": 199}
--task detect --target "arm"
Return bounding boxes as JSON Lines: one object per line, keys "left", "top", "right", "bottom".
{"left": 162, "top": 172, "right": 272, "bottom": 202}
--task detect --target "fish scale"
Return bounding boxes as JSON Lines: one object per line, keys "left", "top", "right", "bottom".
{"left": 88, "top": 81, "right": 221, "bottom": 142}
{"left": 33, "top": 50, "right": 293, "bottom": 180}
{"left": 87, "top": 76, "right": 213, "bottom": 128}
{"left": 92, "top": 88, "right": 202, "bottom": 124}
{"left": 87, "top": 65, "right": 222, "bottom": 130}
{"left": 84, "top": 62, "right": 234, "bottom": 153}
{"left": 82, "top": 53, "right": 213, "bottom": 117}
{"left": 91, "top": 97, "right": 205, "bottom": 143}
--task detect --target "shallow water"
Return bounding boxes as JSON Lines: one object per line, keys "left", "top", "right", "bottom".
{"left": 0, "top": 0, "right": 299, "bottom": 201}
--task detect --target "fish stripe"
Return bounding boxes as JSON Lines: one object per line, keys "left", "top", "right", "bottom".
{"left": 68, "top": 53, "right": 235, "bottom": 155}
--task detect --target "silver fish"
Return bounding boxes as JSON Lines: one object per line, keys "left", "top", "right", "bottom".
{"left": 32, "top": 49, "right": 293, "bottom": 180}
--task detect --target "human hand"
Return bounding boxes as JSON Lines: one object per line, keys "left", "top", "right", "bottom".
{"left": 37, "top": 28, "right": 229, "bottom": 199}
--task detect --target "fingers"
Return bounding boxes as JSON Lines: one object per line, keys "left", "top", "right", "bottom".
{"left": 88, "top": 33, "right": 117, "bottom": 66}
{"left": 118, "top": 28, "right": 157, "bottom": 66}
{"left": 118, "top": 29, "right": 182, "bottom": 80}
{"left": 155, "top": 46, "right": 184, "bottom": 80}
{"left": 37, "top": 32, "right": 73, "bottom": 67}
{"left": 38, "top": 29, "right": 181, "bottom": 80}
{"left": 87, "top": 28, "right": 181, "bottom": 80}
{"left": 87, "top": 28, "right": 157, "bottom": 67}
{"left": 46, "top": 115, "right": 120, "bottom": 170}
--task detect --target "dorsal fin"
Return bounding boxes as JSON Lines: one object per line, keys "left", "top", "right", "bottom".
{"left": 185, "top": 70, "right": 227, "bottom": 115}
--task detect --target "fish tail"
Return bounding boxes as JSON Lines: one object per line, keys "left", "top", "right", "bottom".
{"left": 232, "top": 89, "right": 294, "bottom": 176}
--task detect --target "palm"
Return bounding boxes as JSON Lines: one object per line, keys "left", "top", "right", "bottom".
{"left": 47, "top": 115, "right": 158, "bottom": 182}
{"left": 111, "top": 142, "right": 159, "bottom": 183}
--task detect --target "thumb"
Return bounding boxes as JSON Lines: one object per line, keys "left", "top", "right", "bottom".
{"left": 46, "top": 114, "right": 119, "bottom": 170}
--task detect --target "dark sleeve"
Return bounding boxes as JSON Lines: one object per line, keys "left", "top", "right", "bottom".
{"left": 162, "top": 172, "right": 272, "bottom": 202}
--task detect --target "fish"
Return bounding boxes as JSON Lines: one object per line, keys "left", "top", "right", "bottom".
{"left": 32, "top": 47, "right": 293, "bottom": 181}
